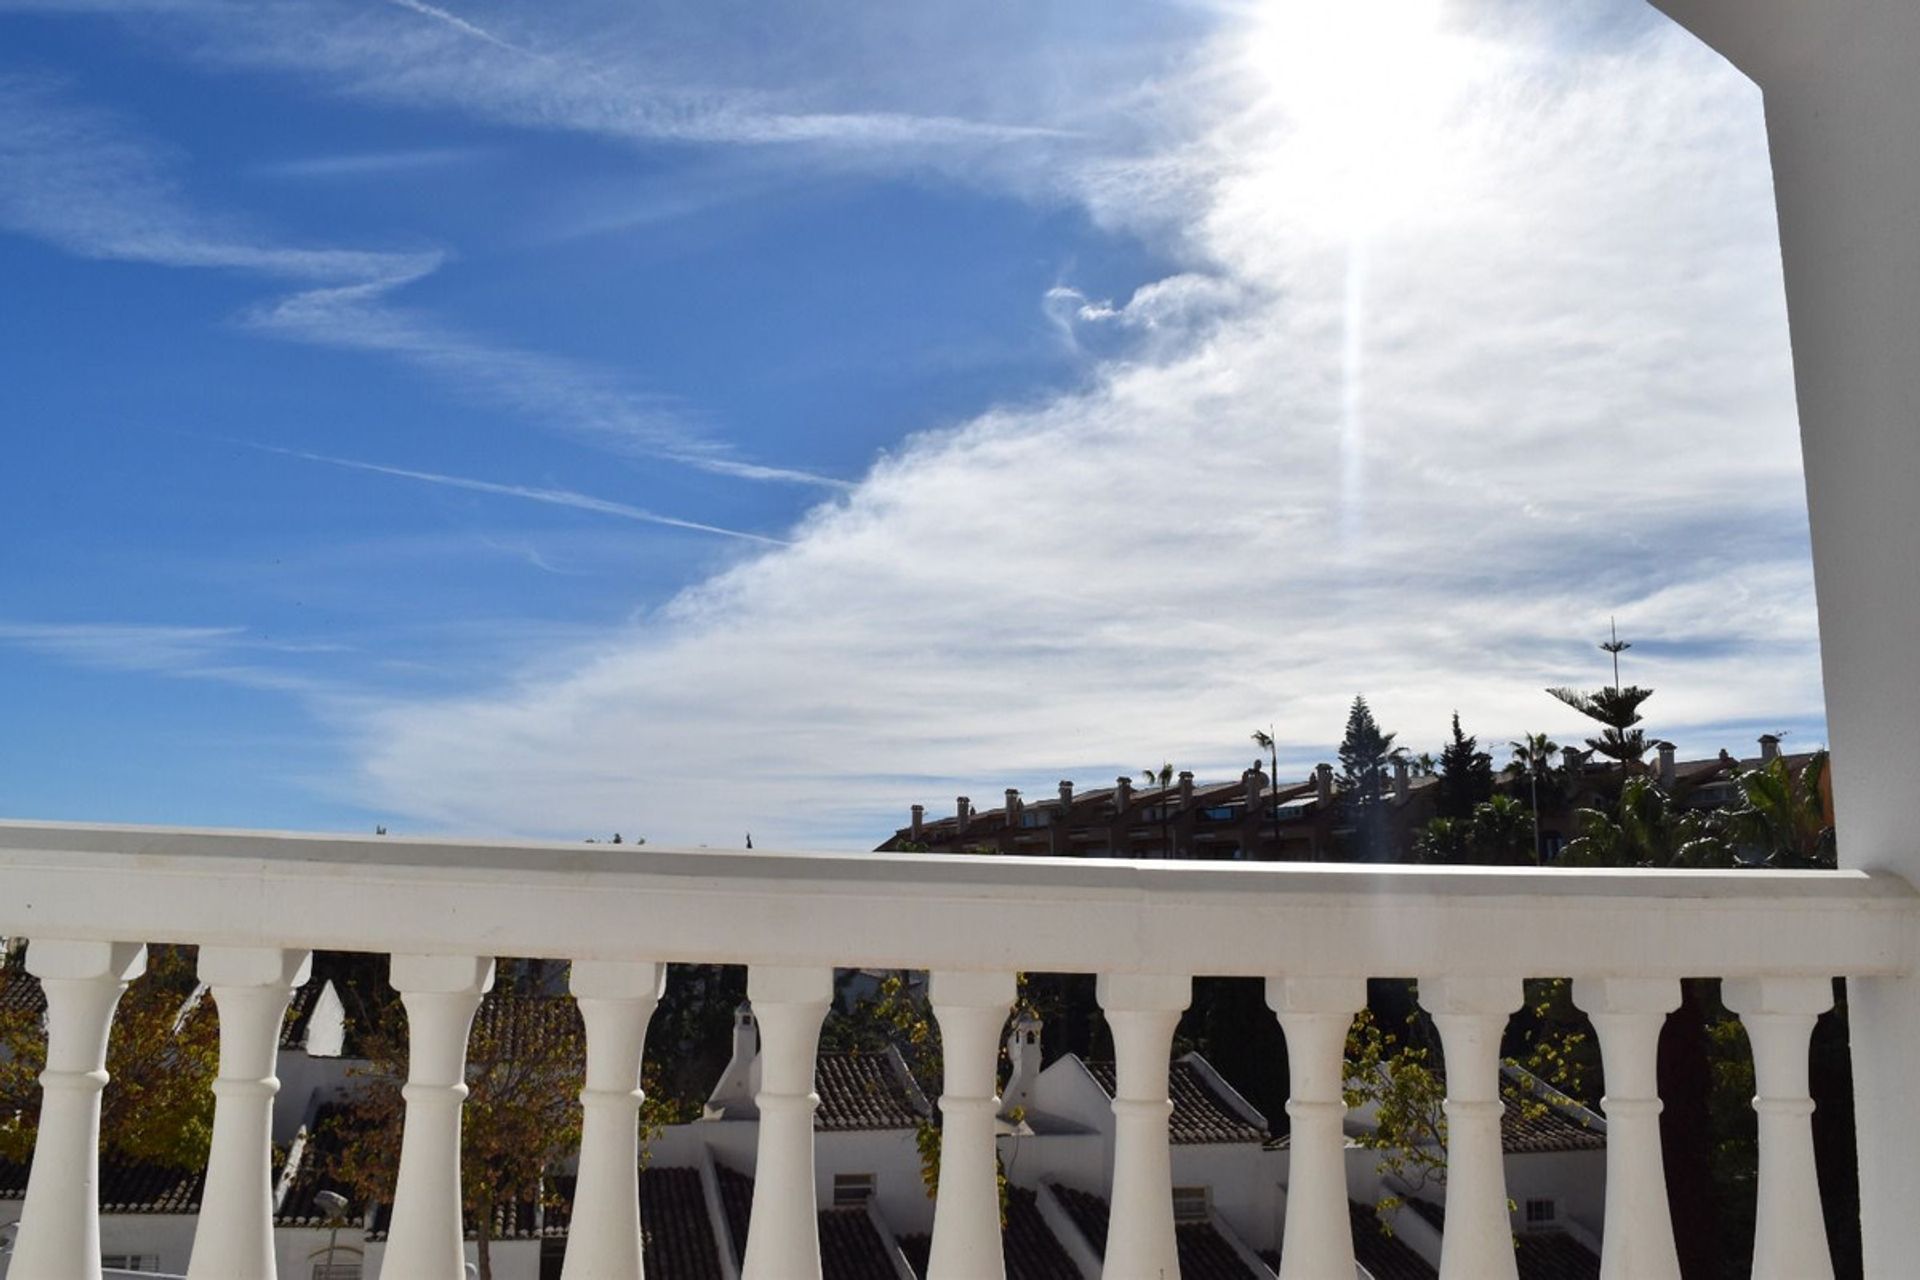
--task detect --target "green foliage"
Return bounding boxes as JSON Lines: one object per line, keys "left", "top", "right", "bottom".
{"left": 1414, "top": 794, "right": 1539, "bottom": 866}
{"left": 1506, "top": 732, "right": 1565, "bottom": 812}
{"left": 0, "top": 944, "right": 218, "bottom": 1169}
{"left": 1546, "top": 684, "right": 1655, "bottom": 764}
{"left": 326, "top": 968, "right": 595, "bottom": 1280}
{"left": 1716, "top": 750, "right": 1836, "bottom": 868}
{"left": 1338, "top": 696, "right": 1399, "bottom": 861}
{"left": 1559, "top": 777, "right": 1731, "bottom": 868}
{"left": 1434, "top": 713, "right": 1494, "bottom": 820}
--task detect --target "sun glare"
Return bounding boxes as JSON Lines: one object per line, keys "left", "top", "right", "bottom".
{"left": 1244, "top": 0, "right": 1466, "bottom": 232}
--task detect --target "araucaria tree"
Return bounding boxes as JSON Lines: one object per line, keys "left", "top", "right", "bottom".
{"left": 1338, "top": 696, "right": 1398, "bottom": 861}
{"left": 1547, "top": 626, "right": 1654, "bottom": 765}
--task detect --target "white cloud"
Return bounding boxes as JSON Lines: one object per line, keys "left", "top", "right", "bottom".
{"left": 340, "top": 3, "right": 1822, "bottom": 847}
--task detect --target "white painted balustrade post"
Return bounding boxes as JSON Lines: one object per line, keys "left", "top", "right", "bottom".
{"left": 1571, "top": 977, "right": 1681, "bottom": 1280}
{"left": 562, "top": 960, "right": 667, "bottom": 1280}
{"left": 8, "top": 940, "right": 146, "bottom": 1280}
{"left": 187, "top": 947, "right": 313, "bottom": 1280}
{"left": 1721, "top": 977, "right": 1835, "bottom": 1280}
{"left": 383, "top": 953, "right": 496, "bottom": 1280}
{"left": 926, "top": 971, "right": 1015, "bottom": 1280}
{"left": 1095, "top": 972, "right": 1191, "bottom": 1280}
{"left": 1420, "top": 976, "right": 1522, "bottom": 1280}
{"left": 1267, "top": 976, "right": 1364, "bottom": 1280}
{"left": 740, "top": 965, "right": 832, "bottom": 1280}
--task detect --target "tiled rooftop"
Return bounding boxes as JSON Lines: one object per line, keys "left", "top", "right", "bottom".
{"left": 1080, "top": 1058, "right": 1269, "bottom": 1144}
{"left": 1514, "top": 1230, "right": 1602, "bottom": 1280}
{"left": 0, "top": 1154, "right": 203, "bottom": 1214}
{"left": 1349, "top": 1200, "right": 1438, "bottom": 1280}
{"left": 0, "top": 964, "right": 44, "bottom": 1018}
{"left": 815, "top": 1049, "right": 931, "bottom": 1132}
{"left": 897, "top": 1185, "right": 1083, "bottom": 1280}
{"left": 716, "top": 1162, "right": 917, "bottom": 1280}
{"left": 1046, "top": 1183, "right": 1267, "bottom": 1278}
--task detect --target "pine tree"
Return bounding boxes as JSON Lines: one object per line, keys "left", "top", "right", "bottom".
{"left": 1337, "top": 696, "right": 1398, "bottom": 861}
{"left": 1434, "top": 712, "right": 1494, "bottom": 819}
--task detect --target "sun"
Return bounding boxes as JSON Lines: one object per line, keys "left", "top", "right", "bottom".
{"left": 1240, "top": 0, "right": 1468, "bottom": 233}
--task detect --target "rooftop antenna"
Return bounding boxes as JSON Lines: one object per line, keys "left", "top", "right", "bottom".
{"left": 1599, "top": 617, "right": 1631, "bottom": 689}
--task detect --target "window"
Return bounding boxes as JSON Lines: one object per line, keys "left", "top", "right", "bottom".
{"left": 833, "top": 1173, "right": 875, "bottom": 1206}
{"left": 1524, "top": 1198, "right": 1557, "bottom": 1225}
{"left": 1172, "top": 1186, "right": 1212, "bottom": 1223}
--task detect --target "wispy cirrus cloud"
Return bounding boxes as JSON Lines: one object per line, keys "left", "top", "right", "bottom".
{"left": 255, "top": 147, "right": 487, "bottom": 180}
{"left": 0, "top": 75, "right": 840, "bottom": 487}
{"left": 250, "top": 445, "right": 792, "bottom": 546}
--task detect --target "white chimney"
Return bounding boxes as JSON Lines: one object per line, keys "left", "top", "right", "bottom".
{"left": 1000, "top": 1015, "right": 1044, "bottom": 1121}
{"left": 703, "top": 1003, "right": 760, "bottom": 1119}
{"left": 1760, "top": 734, "right": 1782, "bottom": 763}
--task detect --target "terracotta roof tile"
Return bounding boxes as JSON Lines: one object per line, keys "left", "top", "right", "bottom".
{"left": 815, "top": 1051, "right": 930, "bottom": 1132}
{"left": 1515, "top": 1231, "right": 1601, "bottom": 1280}
{"left": 1045, "top": 1184, "right": 1266, "bottom": 1278}
{"left": 1080, "top": 1059, "right": 1268, "bottom": 1144}
{"left": 0, "top": 1155, "right": 204, "bottom": 1214}
{"left": 714, "top": 1164, "right": 918, "bottom": 1280}
{"left": 0, "top": 966, "right": 44, "bottom": 1018}
{"left": 897, "top": 1186, "right": 1082, "bottom": 1280}
{"left": 1350, "top": 1200, "right": 1438, "bottom": 1280}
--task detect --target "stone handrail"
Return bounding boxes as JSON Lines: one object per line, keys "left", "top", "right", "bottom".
{"left": 0, "top": 819, "right": 1910, "bottom": 1280}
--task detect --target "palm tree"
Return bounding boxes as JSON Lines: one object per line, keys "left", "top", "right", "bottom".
{"left": 1716, "top": 750, "right": 1836, "bottom": 868}
{"left": 1559, "top": 777, "right": 1730, "bottom": 868}
{"left": 1507, "top": 732, "right": 1561, "bottom": 860}
{"left": 1251, "top": 728, "right": 1280, "bottom": 848}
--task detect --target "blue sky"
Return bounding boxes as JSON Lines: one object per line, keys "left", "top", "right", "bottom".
{"left": 0, "top": 0, "right": 1827, "bottom": 846}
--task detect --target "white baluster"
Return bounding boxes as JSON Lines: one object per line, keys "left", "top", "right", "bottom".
{"left": 1267, "top": 975, "right": 1364, "bottom": 1280}
{"left": 383, "top": 954, "right": 496, "bottom": 1280}
{"left": 1721, "top": 977, "right": 1836, "bottom": 1280}
{"left": 8, "top": 939, "right": 147, "bottom": 1280}
{"left": 188, "top": 947, "right": 313, "bottom": 1280}
{"left": 1095, "top": 972, "right": 1190, "bottom": 1280}
{"left": 1420, "top": 976, "right": 1521, "bottom": 1280}
{"left": 740, "top": 965, "right": 832, "bottom": 1280}
{"left": 1571, "top": 977, "right": 1682, "bottom": 1280}
{"left": 561, "top": 960, "right": 666, "bottom": 1280}
{"left": 927, "top": 971, "right": 1014, "bottom": 1280}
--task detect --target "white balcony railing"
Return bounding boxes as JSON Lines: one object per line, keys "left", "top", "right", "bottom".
{"left": 0, "top": 818, "right": 1911, "bottom": 1280}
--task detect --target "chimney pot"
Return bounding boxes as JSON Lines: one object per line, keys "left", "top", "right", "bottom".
{"left": 1115, "top": 776, "right": 1134, "bottom": 813}
{"left": 1657, "top": 742, "right": 1676, "bottom": 788}
{"left": 1759, "top": 734, "right": 1781, "bottom": 763}
{"left": 1393, "top": 756, "right": 1410, "bottom": 803}
{"left": 1314, "top": 762, "right": 1334, "bottom": 804}
{"left": 956, "top": 796, "right": 971, "bottom": 835}
{"left": 910, "top": 804, "right": 924, "bottom": 841}
{"left": 1178, "top": 771, "right": 1194, "bottom": 806}
{"left": 1059, "top": 780, "right": 1074, "bottom": 809}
